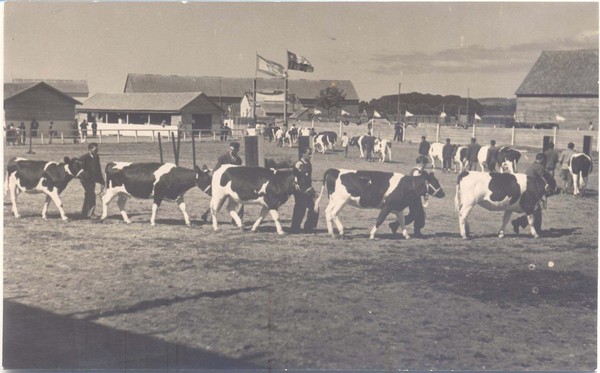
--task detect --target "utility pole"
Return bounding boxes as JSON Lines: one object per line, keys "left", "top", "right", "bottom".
{"left": 397, "top": 82, "right": 401, "bottom": 121}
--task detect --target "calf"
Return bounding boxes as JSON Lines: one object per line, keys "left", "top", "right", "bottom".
{"left": 373, "top": 138, "right": 392, "bottom": 163}
{"left": 101, "top": 162, "right": 212, "bottom": 226}
{"left": 349, "top": 135, "right": 376, "bottom": 159}
{"left": 209, "top": 165, "right": 311, "bottom": 234}
{"left": 315, "top": 168, "right": 445, "bottom": 239}
{"left": 455, "top": 171, "right": 558, "bottom": 239}
{"left": 5, "top": 156, "right": 85, "bottom": 221}
{"left": 569, "top": 153, "right": 593, "bottom": 196}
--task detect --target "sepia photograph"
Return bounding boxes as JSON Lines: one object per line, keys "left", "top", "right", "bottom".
{"left": 3, "top": 1, "right": 598, "bottom": 371}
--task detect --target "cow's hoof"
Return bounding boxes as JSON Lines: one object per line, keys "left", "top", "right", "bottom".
{"left": 62, "top": 218, "right": 69, "bottom": 222}
{"left": 533, "top": 234, "right": 540, "bottom": 239}
{"left": 498, "top": 232, "right": 505, "bottom": 238}
{"left": 125, "top": 220, "right": 132, "bottom": 224}
{"left": 277, "top": 231, "right": 286, "bottom": 236}
{"left": 461, "top": 235, "right": 469, "bottom": 240}
{"left": 213, "top": 227, "right": 222, "bottom": 233}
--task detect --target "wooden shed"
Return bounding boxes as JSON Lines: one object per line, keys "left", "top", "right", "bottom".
{"left": 123, "top": 73, "right": 360, "bottom": 118}
{"left": 77, "top": 92, "right": 223, "bottom": 132}
{"left": 515, "top": 49, "right": 598, "bottom": 129}
{"left": 4, "top": 81, "right": 81, "bottom": 135}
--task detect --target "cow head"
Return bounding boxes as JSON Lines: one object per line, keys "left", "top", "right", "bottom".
{"left": 541, "top": 174, "right": 559, "bottom": 197}
{"left": 422, "top": 171, "right": 445, "bottom": 198}
{"left": 195, "top": 164, "right": 213, "bottom": 195}
{"left": 64, "top": 157, "right": 86, "bottom": 178}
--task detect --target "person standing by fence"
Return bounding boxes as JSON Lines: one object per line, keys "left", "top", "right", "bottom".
{"left": 543, "top": 142, "right": 559, "bottom": 177}
{"left": 341, "top": 132, "right": 350, "bottom": 158}
{"left": 91, "top": 118, "right": 98, "bottom": 137}
{"left": 418, "top": 136, "right": 430, "bottom": 159}
{"left": 80, "top": 119, "right": 88, "bottom": 143}
{"left": 559, "top": 142, "right": 576, "bottom": 194}
{"left": 467, "top": 137, "right": 481, "bottom": 171}
{"left": 48, "top": 122, "right": 54, "bottom": 144}
{"left": 486, "top": 139, "right": 499, "bottom": 172}
{"left": 72, "top": 119, "right": 79, "bottom": 144}
{"left": 19, "top": 122, "right": 26, "bottom": 145}
{"left": 442, "top": 138, "right": 454, "bottom": 172}
{"left": 394, "top": 122, "right": 404, "bottom": 143}
{"left": 30, "top": 118, "right": 39, "bottom": 138}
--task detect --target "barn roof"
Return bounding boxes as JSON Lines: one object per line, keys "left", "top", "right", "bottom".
{"left": 4, "top": 81, "right": 82, "bottom": 104}
{"left": 515, "top": 49, "right": 599, "bottom": 96}
{"left": 11, "top": 79, "right": 89, "bottom": 97}
{"left": 125, "top": 73, "right": 360, "bottom": 101}
{"left": 78, "top": 92, "right": 220, "bottom": 112}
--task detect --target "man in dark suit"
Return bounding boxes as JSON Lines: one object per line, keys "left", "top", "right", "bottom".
{"left": 290, "top": 148, "right": 318, "bottom": 233}
{"left": 80, "top": 143, "right": 104, "bottom": 219}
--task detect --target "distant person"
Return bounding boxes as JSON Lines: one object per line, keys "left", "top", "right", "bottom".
{"left": 486, "top": 139, "right": 499, "bottom": 172}
{"left": 467, "top": 137, "right": 481, "bottom": 171}
{"left": 30, "top": 118, "right": 39, "bottom": 137}
{"left": 19, "top": 122, "right": 26, "bottom": 145}
{"left": 290, "top": 148, "right": 318, "bottom": 234}
{"left": 48, "top": 122, "right": 54, "bottom": 144}
{"left": 418, "top": 136, "right": 430, "bottom": 158}
{"left": 91, "top": 118, "right": 98, "bottom": 137}
{"left": 80, "top": 119, "right": 88, "bottom": 143}
{"left": 559, "top": 142, "right": 576, "bottom": 194}
{"left": 442, "top": 138, "right": 454, "bottom": 172}
{"left": 72, "top": 119, "right": 79, "bottom": 144}
{"left": 543, "top": 142, "right": 559, "bottom": 177}
{"left": 589, "top": 122, "right": 594, "bottom": 131}
{"left": 341, "top": 132, "right": 350, "bottom": 158}
{"left": 393, "top": 122, "right": 404, "bottom": 143}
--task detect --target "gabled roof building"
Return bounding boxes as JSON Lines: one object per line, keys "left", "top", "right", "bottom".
{"left": 515, "top": 49, "right": 598, "bottom": 129}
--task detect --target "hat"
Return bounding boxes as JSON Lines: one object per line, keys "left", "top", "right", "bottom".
{"left": 421, "top": 136, "right": 426, "bottom": 139}
{"left": 230, "top": 142, "right": 240, "bottom": 151}
{"left": 536, "top": 153, "right": 546, "bottom": 162}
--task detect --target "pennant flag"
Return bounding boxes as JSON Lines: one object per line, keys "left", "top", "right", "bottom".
{"left": 373, "top": 110, "right": 382, "bottom": 118}
{"left": 341, "top": 109, "right": 350, "bottom": 116}
{"left": 313, "top": 108, "right": 322, "bottom": 115}
{"left": 405, "top": 111, "right": 414, "bottom": 117}
{"left": 440, "top": 112, "right": 447, "bottom": 118}
{"left": 555, "top": 114, "right": 565, "bottom": 122}
{"left": 287, "top": 51, "right": 314, "bottom": 72}
{"left": 257, "top": 54, "right": 286, "bottom": 78}
{"left": 474, "top": 113, "right": 482, "bottom": 120}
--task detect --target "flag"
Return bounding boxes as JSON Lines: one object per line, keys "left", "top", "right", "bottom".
{"left": 440, "top": 112, "right": 447, "bottom": 118}
{"left": 257, "top": 54, "right": 286, "bottom": 78}
{"left": 341, "top": 109, "right": 350, "bottom": 116}
{"left": 555, "top": 114, "right": 565, "bottom": 122}
{"left": 405, "top": 111, "right": 414, "bottom": 117}
{"left": 313, "top": 109, "right": 322, "bottom": 115}
{"left": 373, "top": 110, "right": 381, "bottom": 118}
{"left": 474, "top": 113, "right": 481, "bottom": 120}
{"left": 287, "top": 51, "right": 314, "bottom": 72}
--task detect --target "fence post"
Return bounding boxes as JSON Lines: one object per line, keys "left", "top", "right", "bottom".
{"left": 99, "top": 130, "right": 103, "bottom": 144}
{"left": 511, "top": 126, "right": 516, "bottom": 146}
{"left": 117, "top": 130, "right": 121, "bottom": 144}
{"left": 152, "top": 130, "right": 155, "bottom": 143}
{"left": 553, "top": 126, "right": 558, "bottom": 146}
{"left": 199, "top": 131, "right": 202, "bottom": 142}
{"left": 471, "top": 123, "right": 476, "bottom": 138}
{"left": 40, "top": 133, "right": 44, "bottom": 144}
{"left": 135, "top": 130, "right": 138, "bottom": 143}
{"left": 435, "top": 123, "right": 440, "bottom": 143}
{"left": 213, "top": 132, "right": 217, "bottom": 142}
{"left": 61, "top": 132, "right": 64, "bottom": 144}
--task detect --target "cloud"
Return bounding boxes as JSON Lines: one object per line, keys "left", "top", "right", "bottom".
{"left": 368, "top": 31, "right": 598, "bottom": 76}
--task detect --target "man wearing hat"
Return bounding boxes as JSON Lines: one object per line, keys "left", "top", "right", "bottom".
{"left": 390, "top": 155, "right": 429, "bottom": 238}
{"left": 215, "top": 142, "right": 242, "bottom": 171}
{"left": 418, "top": 136, "right": 430, "bottom": 159}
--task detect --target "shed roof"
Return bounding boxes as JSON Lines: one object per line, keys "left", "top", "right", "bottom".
{"left": 125, "top": 73, "right": 360, "bottom": 101}
{"left": 78, "top": 92, "right": 219, "bottom": 112}
{"left": 515, "top": 49, "right": 599, "bottom": 96}
{"left": 4, "top": 81, "right": 82, "bottom": 104}
{"left": 11, "top": 79, "right": 89, "bottom": 96}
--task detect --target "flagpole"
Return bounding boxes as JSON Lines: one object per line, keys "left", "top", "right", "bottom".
{"left": 284, "top": 72, "right": 288, "bottom": 128}
{"left": 397, "top": 82, "right": 401, "bottom": 122}
{"left": 253, "top": 53, "right": 257, "bottom": 126}
{"left": 466, "top": 88, "right": 470, "bottom": 126}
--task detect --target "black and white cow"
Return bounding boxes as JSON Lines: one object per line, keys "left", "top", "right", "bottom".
{"left": 455, "top": 171, "right": 558, "bottom": 239}
{"left": 349, "top": 135, "right": 376, "bottom": 159}
{"left": 497, "top": 147, "right": 521, "bottom": 173}
{"left": 5, "top": 156, "right": 85, "bottom": 221}
{"left": 373, "top": 138, "right": 392, "bottom": 163}
{"left": 101, "top": 162, "right": 212, "bottom": 226}
{"left": 313, "top": 131, "right": 338, "bottom": 154}
{"left": 454, "top": 146, "right": 468, "bottom": 173}
{"left": 209, "top": 164, "right": 311, "bottom": 234}
{"left": 569, "top": 153, "right": 593, "bottom": 196}
{"left": 314, "top": 168, "right": 445, "bottom": 239}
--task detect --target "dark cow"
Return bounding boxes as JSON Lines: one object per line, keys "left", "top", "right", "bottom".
{"left": 455, "top": 171, "right": 558, "bottom": 239}
{"left": 569, "top": 153, "right": 593, "bottom": 196}
{"left": 209, "top": 164, "right": 311, "bottom": 234}
{"left": 5, "top": 156, "right": 85, "bottom": 221}
{"left": 496, "top": 147, "right": 521, "bottom": 173}
{"left": 314, "top": 168, "right": 445, "bottom": 239}
{"left": 101, "top": 162, "right": 212, "bottom": 226}
{"left": 349, "top": 135, "right": 376, "bottom": 159}
{"left": 314, "top": 131, "right": 338, "bottom": 154}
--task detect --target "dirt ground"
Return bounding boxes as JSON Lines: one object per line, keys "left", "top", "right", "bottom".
{"left": 3, "top": 138, "right": 597, "bottom": 370}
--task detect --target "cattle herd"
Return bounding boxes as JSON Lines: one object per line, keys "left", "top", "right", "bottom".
{"left": 3, "top": 133, "right": 594, "bottom": 240}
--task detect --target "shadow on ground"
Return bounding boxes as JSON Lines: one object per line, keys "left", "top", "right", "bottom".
{"left": 3, "top": 300, "right": 263, "bottom": 370}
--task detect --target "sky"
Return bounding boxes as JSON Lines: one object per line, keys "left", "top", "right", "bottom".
{"left": 3, "top": 2, "right": 598, "bottom": 101}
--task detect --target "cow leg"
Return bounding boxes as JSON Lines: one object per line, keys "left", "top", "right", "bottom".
{"left": 116, "top": 194, "right": 132, "bottom": 224}
{"left": 269, "top": 209, "right": 285, "bottom": 235}
{"left": 150, "top": 197, "right": 164, "bottom": 226}
{"left": 176, "top": 196, "right": 191, "bottom": 226}
{"left": 210, "top": 195, "right": 228, "bottom": 232}
{"left": 45, "top": 188, "right": 69, "bottom": 221}
{"left": 251, "top": 206, "right": 270, "bottom": 232}
{"left": 328, "top": 202, "right": 346, "bottom": 237}
{"left": 527, "top": 214, "right": 540, "bottom": 238}
{"left": 100, "top": 188, "right": 118, "bottom": 222}
{"left": 458, "top": 204, "right": 474, "bottom": 239}
{"left": 9, "top": 177, "right": 21, "bottom": 219}
{"left": 393, "top": 210, "right": 410, "bottom": 239}
{"left": 227, "top": 199, "right": 244, "bottom": 229}
{"left": 498, "top": 211, "right": 512, "bottom": 238}
{"left": 571, "top": 173, "right": 580, "bottom": 196}
{"left": 41, "top": 195, "right": 52, "bottom": 220}
{"left": 370, "top": 205, "right": 393, "bottom": 240}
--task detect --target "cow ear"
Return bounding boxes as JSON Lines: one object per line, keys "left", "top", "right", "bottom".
{"left": 201, "top": 164, "right": 209, "bottom": 172}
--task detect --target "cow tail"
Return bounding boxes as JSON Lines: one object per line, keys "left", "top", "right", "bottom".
{"left": 4, "top": 157, "right": 17, "bottom": 197}
{"left": 313, "top": 184, "right": 325, "bottom": 212}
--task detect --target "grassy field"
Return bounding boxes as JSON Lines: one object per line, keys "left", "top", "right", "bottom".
{"left": 3, "top": 138, "right": 597, "bottom": 370}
